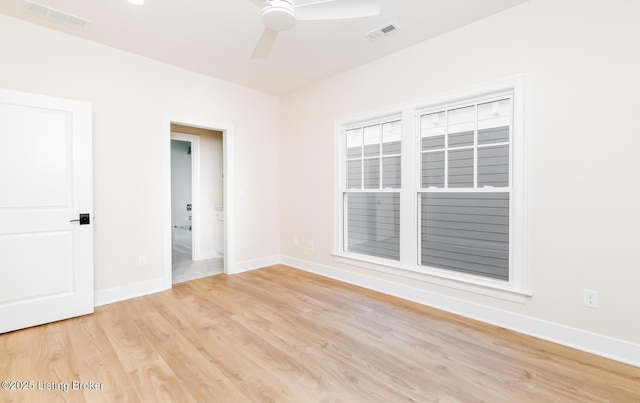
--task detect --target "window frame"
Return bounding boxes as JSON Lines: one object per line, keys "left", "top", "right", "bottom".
{"left": 341, "top": 114, "right": 403, "bottom": 262}
{"left": 416, "top": 93, "right": 512, "bottom": 281}
{"left": 333, "top": 76, "right": 530, "bottom": 303}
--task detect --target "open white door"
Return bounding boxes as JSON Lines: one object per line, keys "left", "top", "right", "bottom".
{"left": 0, "top": 89, "right": 93, "bottom": 333}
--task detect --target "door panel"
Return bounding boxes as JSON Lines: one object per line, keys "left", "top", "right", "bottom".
{"left": 0, "top": 89, "right": 93, "bottom": 333}
{"left": 1, "top": 231, "right": 73, "bottom": 303}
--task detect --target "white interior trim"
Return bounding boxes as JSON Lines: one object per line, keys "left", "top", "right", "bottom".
{"left": 94, "top": 278, "right": 165, "bottom": 307}
{"left": 233, "top": 255, "right": 281, "bottom": 274}
{"left": 162, "top": 114, "right": 235, "bottom": 289}
{"left": 332, "top": 252, "right": 531, "bottom": 303}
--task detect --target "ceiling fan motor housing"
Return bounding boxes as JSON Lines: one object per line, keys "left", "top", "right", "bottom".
{"left": 261, "top": 0, "right": 296, "bottom": 31}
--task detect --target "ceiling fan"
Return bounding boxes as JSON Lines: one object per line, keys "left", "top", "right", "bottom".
{"left": 249, "top": 0, "right": 382, "bottom": 59}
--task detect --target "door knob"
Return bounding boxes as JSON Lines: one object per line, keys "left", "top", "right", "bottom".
{"left": 70, "top": 213, "right": 91, "bottom": 225}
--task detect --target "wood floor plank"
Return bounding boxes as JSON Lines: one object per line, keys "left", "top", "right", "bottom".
{"left": 133, "top": 299, "right": 251, "bottom": 402}
{"left": 1, "top": 264, "right": 639, "bottom": 402}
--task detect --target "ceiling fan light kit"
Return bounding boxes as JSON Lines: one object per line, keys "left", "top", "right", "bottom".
{"left": 261, "top": 0, "right": 296, "bottom": 31}
{"left": 250, "top": 0, "right": 382, "bottom": 59}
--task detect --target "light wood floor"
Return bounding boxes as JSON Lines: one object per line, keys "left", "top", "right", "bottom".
{"left": 1, "top": 265, "right": 638, "bottom": 402}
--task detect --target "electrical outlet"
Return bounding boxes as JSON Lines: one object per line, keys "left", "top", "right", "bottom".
{"left": 294, "top": 237, "right": 299, "bottom": 248}
{"left": 138, "top": 255, "right": 147, "bottom": 268}
{"left": 308, "top": 240, "right": 314, "bottom": 250}
{"left": 583, "top": 289, "right": 599, "bottom": 308}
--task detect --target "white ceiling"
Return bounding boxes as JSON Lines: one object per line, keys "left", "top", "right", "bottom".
{"left": 0, "top": 0, "right": 529, "bottom": 95}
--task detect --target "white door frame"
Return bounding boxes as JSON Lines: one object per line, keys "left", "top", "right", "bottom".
{"left": 170, "top": 133, "right": 200, "bottom": 261}
{"left": 162, "top": 114, "right": 235, "bottom": 289}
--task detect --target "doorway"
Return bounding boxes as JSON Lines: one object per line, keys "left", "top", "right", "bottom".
{"left": 165, "top": 117, "right": 233, "bottom": 286}
{"left": 170, "top": 137, "right": 196, "bottom": 279}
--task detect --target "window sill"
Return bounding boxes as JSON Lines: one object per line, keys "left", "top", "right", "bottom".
{"left": 332, "top": 252, "right": 532, "bottom": 304}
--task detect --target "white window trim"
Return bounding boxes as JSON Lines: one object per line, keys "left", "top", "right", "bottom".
{"left": 334, "top": 75, "right": 530, "bottom": 303}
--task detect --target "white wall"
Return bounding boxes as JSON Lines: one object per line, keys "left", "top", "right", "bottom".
{"left": 280, "top": 0, "right": 640, "bottom": 350}
{"left": 0, "top": 13, "right": 280, "bottom": 293}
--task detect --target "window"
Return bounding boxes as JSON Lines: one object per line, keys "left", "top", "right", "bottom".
{"left": 419, "top": 99, "right": 511, "bottom": 281}
{"left": 344, "top": 120, "right": 402, "bottom": 261}
{"left": 335, "top": 77, "right": 528, "bottom": 300}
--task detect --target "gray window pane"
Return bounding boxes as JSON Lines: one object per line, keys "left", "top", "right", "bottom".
{"left": 346, "top": 192, "right": 400, "bottom": 261}
{"left": 346, "top": 128, "right": 362, "bottom": 158}
{"left": 448, "top": 105, "right": 475, "bottom": 136}
{"left": 382, "top": 156, "right": 401, "bottom": 188}
{"left": 382, "top": 140, "right": 401, "bottom": 155}
{"left": 448, "top": 130, "right": 474, "bottom": 148}
{"left": 420, "top": 192, "right": 509, "bottom": 280}
{"left": 448, "top": 149, "right": 474, "bottom": 188}
{"left": 382, "top": 121, "right": 401, "bottom": 155}
{"left": 478, "top": 145, "right": 509, "bottom": 187}
{"left": 347, "top": 147, "right": 361, "bottom": 159}
{"left": 347, "top": 160, "right": 361, "bottom": 189}
{"left": 363, "top": 125, "right": 380, "bottom": 157}
{"left": 363, "top": 158, "right": 380, "bottom": 189}
{"left": 478, "top": 99, "right": 511, "bottom": 134}
{"left": 363, "top": 144, "right": 380, "bottom": 157}
{"left": 422, "top": 135, "right": 444, "bottom": 151}
{"left": 422, "top": 152, "right": 444, "bottom": 188}
{"left": 478, "top": 126, "right": 509, "bottom": 145}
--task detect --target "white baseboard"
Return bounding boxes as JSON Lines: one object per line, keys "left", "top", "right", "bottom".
{"left": 91, "top": 254, "right": 640, "bottom": 368}
{"left": 94, "top": 277, "right": 166, "bottom": 307}
{"left": 93, "top": 255, "right": 280, "bottom": 307}
{"left": 231, "top": 255, "right": 281, "bottom": 274}
{"left": 281, "top": 255, "right": 640, "bottom": 368}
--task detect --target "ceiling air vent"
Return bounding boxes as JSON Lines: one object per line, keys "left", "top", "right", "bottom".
{"left": 366, "top": 22, "right": 399, "bottom": 40}
{"left": 24, "top": 0, "right": 89, "bottom": 30}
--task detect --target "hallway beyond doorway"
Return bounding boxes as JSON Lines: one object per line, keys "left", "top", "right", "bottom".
{"left": 172, "top": 225, "right": 223, "bottom": 283}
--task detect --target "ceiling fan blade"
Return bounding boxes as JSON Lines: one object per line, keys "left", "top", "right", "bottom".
{"left": 251, "top": 28, "right": 279, "bottom": 59}
{"left": 248, "top": 0, "right": 270, "bottom": 7}
{"left": 294, "top": 0, "right": 335, "bottom": 5}
{"left": 295, "top": 0, "right": 381, "bottom": 21}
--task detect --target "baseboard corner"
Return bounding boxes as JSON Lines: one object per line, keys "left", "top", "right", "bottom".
{"left": 94, "top": 277, "right": 167, "bottom": 307}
